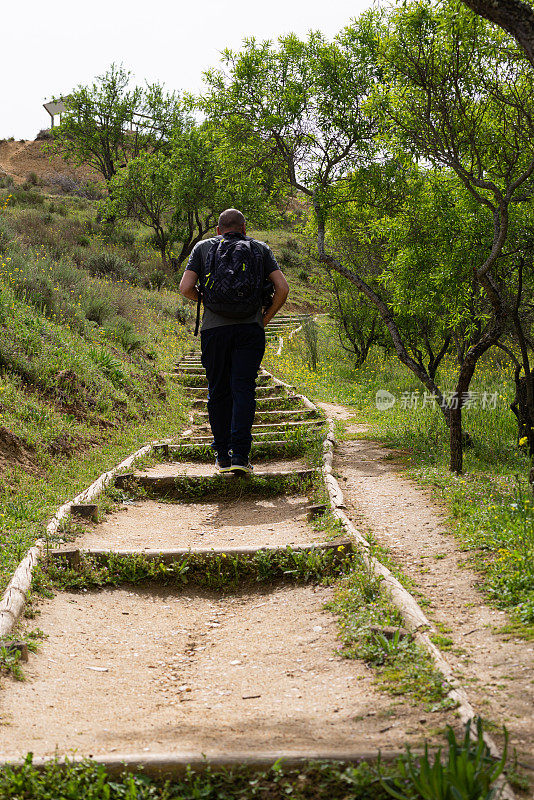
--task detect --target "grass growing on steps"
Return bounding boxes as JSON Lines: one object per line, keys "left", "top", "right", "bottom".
{"left": 42, "top": 546, "right": 354, "bottom": 592}
{"left": 0, "top": 755, "right": 403, "bottom": 800}
{"left": 265, "top": 318, "right": 534, "bottom": 637}
{"left": 107, "top": 470, "right": 317, "bottom": 502}
{"left": 327, "top": 565, "right": 452, "bottom": 710}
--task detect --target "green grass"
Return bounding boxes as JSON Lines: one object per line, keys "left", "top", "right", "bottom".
{"left": 0, "top": 754, "right": 402, "bottom": 800}
{"left": 265, "top": 319, "right": 534, "bottom": 635}
{"left": 327, "top": 562, "right": 451, "bottom": 709}
{"left": 0, "top": 189, "right": 199, "bottom": 594}
{"left": 43, "top": 545, "right": 354, "bottom": 593}
{"left": 0, "top": 383, "right": 189, "bottom": 594}
{"left": 108, "top": 470, "right": 317, "bottom": 503}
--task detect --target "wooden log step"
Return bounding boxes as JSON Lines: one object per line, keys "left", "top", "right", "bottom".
{"left": 114, "top": 468, "right": 317, "bottom": 492}
{"left": 183, "top": 434, "right": 316, "bottom": 446}
{"left": 194, "top": 409, "right": 318, "bottom": 422}
{"left": 185, "top": 384, "right": 286, "bottom": 396}
{"left": 186, "top": 425, "right": 324, "bottom": 444}
{"left": 152, "top": 440, "right": 308, "bottom": 459}
{"left": 192, "top": 393, "right": 298, "bottom": 407}
{"left": 174, "top": 374, "right": 274, "bottom": 387}
{"left": 0, "top": 748, "right": 418, "bottom": 780}
{"left": 50, "top": 539, "right": 353, "bottom": 564}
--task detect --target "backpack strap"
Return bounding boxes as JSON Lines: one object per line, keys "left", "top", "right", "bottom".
{"left": 194, "top": 239, "right": 219, "bottom": 336}
{"left": 194, "top": 289, "right": 202, "bottom": 337}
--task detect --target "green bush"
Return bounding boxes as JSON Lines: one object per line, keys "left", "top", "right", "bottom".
{"left": 110, "top": 317, "right": 142, "bottom": 352}
{"left": 13, "top": 276, "right": 56, "bottom": 318}
{"left": 90, "top": 348, "right": 125, "bottom": 387}
{"left": 82, "top": 292, "right": 114, "bottom": 325}
{"left": 7, "top": 189, "right": 45, "bottom": 207}
{"left": 280, "top": 245, "right": 303, "bottom": 270}
{"left": 87, "top": 251, "right": 140, "bottom": 283}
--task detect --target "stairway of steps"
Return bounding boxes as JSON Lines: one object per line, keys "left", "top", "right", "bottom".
{"left": 0, "top": 316, "right": 433, "bottom": 771}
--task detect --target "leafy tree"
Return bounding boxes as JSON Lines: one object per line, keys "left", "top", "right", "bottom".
{"left": 378, "top": 0, "right": 534, "bottom": 471}
{"left": 102, "top": 124, "right": 275, "bottom": 269}
{"left": 327, "top": 272, "right": 386, "bottom": 368}
{"left": 458, "top": 0, "right": 534, "bottom": 68}
{"left": 202, "top": 8, "right": 534, "bottom": 473}
{"left": 50, "top": 64, "right": 184, "bottom": 185}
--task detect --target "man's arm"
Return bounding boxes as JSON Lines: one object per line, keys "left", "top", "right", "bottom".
{"left": 263, "top": 270, "right": 289, "bottom": 326}
{"left": 179, "top": 269, "right": 199, "bottom": 302}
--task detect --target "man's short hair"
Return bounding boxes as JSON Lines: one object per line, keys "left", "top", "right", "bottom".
{"left": 218, "top": 208, "right": 245, "bottom": 232}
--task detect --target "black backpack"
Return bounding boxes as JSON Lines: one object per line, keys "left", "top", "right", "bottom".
{"left": 195, "top": 234, "right": 272, "bottom": 335}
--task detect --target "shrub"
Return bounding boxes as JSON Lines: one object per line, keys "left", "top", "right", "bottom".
{"left": 89, "top": 348, "right": 125, "bottom": 386}
{"left": 8, "top": 190, "right": 45, "bottom": 207}
{"left": 87, "top": 251, "right": 140, "bottom": 283}
{"left": 280, "top": 246, "right": 303, "bottom": 270}
{"left": 82, "top": 293, "right": 114, "bottom": 325}
{"left": 13, "top": 276, "right": 56, "bottom": 318}
{"left": 0, "top": 224, "right": 11, "bottom": 255}
{"left": 35, "top": 128, "right": 52, "bottom": 140}
{"left": 110, "top": 317, "right": 142, "bottom": 352}
{"left": 47, "top": 173, "right": 103, "bottom": 201}
{"left": 143, "top": 268, "right": 168, "bottom": 289}
{"left": 26, "top": 172, "right": 41, "bottom": 187}
{"left": 285, "top": 237, "right": 301, "bottom": 251}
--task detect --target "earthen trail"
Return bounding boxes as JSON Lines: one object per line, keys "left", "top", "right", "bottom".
{"left": 320, "top": 401, "right": 534, "bottom": 770}
{"left": 0, "top": 317, "right": 512, "bottom": 775}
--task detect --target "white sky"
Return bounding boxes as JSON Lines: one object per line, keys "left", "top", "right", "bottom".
{"left": 2, "top": 0, "right": 372, "bottom": 140}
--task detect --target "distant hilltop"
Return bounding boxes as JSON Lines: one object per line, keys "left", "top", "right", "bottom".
{"left": 0, "top": 137, "right": 101, "bottom": 187}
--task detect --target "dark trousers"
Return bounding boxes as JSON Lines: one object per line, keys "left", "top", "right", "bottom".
{"left": 200, "top": 323, "right": 266, "bottom": 460}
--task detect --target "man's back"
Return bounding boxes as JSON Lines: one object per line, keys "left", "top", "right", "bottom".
{"left": 185, "top": 233, "right": 280, "bottom": 333}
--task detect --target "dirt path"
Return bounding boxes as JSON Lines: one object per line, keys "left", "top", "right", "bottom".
{"left": 0, "top": 325, "right": 519, "bottom": 773}
{"left": 319, "top": 402, "right": 534, "bottom": 767}
{"left": 1, "top": 585, "right": 437, "bottom": 759}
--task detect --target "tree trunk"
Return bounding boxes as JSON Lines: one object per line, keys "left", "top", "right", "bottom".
{"left": 449, "top": 403, "right": 463, "bottom": 474}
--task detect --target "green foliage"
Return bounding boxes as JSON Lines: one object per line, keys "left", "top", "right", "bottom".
{"left": 0, "top": 754, "right": 401, "bottom": 800}
{"left": 0, "top": 645, "right": 24, "bottom": 681}
{"left": 86, "top": 251, "right": 140, "bottom": 283}
{"left": 89, "top": 348, "right": 125, "bottom": 386}
{"left": 328, "top": 561, "right": 449, "bottom": 707}
{"left": 266, "top": 321, "right": 534, "bottom": 632}
{"left": 46, "top": 546, "right": 353, "bottom": 593}
{"left": 102, "top": 123, "right": 275, "bottom": 269}
{"left": 49, "top": 64, "right": 183, "bottom": 183}
{"left": 380, "top": 719, "right": 507, "bottom": 800}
